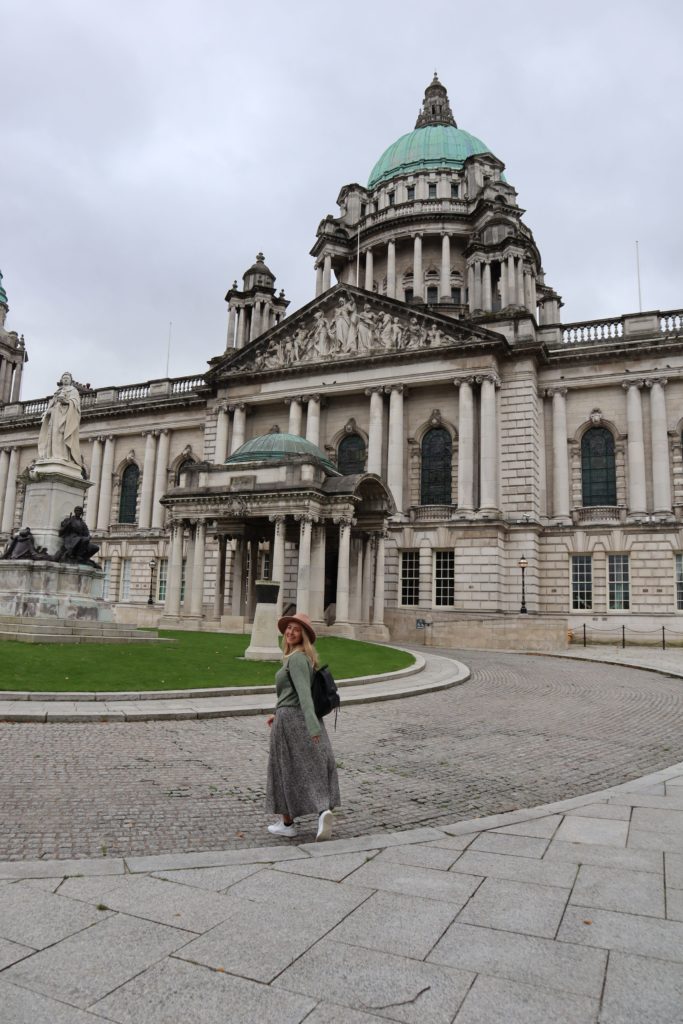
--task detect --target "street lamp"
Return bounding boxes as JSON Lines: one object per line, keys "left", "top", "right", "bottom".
{"left": 147, "top": 558, "right": 157, "bottom": 605}
{"left": 517, "top": 555, "right": 528, "bottom": 614}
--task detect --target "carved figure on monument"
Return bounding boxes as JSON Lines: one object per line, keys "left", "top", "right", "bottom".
{"left": 357, "top": 306, "right": 377, "bottom": 352}
{"left": 55, "top": 507, "right": 100, "bottom": 567}
{"left": 2, "top": 527, "right": 52, "bottom": 561}
{"left": 312, "top": 310, "right": 333, "bottom": 357}
{"left": 37, "top": 372, "right": 82, "bottom": 466}
{"left": 390, "top": 316, "right": 405, "bottom": 349}
{"left": 378, "top": 311, "right": 394, "bottom": 348}
{"left": 426, "top": 323, "right": 443, "bottom": 347}
{"left": 406, "top": 316, "right": 426, "bottom": 348}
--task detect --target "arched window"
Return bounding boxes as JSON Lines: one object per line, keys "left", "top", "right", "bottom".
{"left": 118, "top": 464, "right": 139, "bottom": 524}
{"left": 338, "top": 434, "right": 366, "bottom": 476}
{"left": 175, "top": 458, "right": 195, "bottom": 485}
{"left": 581, "top": 427, "right": 616, "bottom": 506}
{"left": 421, "top": 427, "right": 452, "bottom": 505}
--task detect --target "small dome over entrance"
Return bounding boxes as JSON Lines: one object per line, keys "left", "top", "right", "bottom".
{"left": 225, "top": 432, "right": 339, "bottom": 475}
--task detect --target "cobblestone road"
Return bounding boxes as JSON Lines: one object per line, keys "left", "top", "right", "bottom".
{"left": 2, "top": 650, "right": 683, "bottom": 861}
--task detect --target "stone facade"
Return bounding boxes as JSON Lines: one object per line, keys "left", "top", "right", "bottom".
{"left": 1, "top": 77, "right": 683, "bottom": 640}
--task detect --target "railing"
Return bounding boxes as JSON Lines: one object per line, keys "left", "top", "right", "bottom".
{"left": 660, "top": 310, "right": 683, "bottom": 334}
{"left": 574, "top": 506, "right": 624, "bottom": 525}
{"left": 117, "top": 384, "right": 150, "bottom": 401}
{"left": 172, "top": 375, "right": 205, "bottom": 394}
{"left": 21, "top": 398, "right": 49, "bottom": 415}
{"left": 81, "top": 391, "right": 97, "bottom": 407}
{"left": 571, "top": 623, "right": 683, "bottom": 649}
{"left": 410, "top": 504, "right": 458, "bottom": 522}
{"left": 562, "top": 318, "right": 624, "bottom": 344}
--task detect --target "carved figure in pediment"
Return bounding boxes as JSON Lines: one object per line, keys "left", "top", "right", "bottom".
{"left": 390, "top": 317, "right": 405, "bottom": 349}
{"left": 406, "top": 316, "right": 426, "bottom": 349}
{"left": 290, "top": 325, "right": 311, "bottom": 362}
{"left": 378, "top": 311, "right": 394, "bottom": 348}
{"left": 312, "top": 311, "right": 333, "bottom": 357}
{"left": 357, "top": 306, "right": 377, "bottom": 352}
{"left": 333, "top": 295, "right": 359, "bottom": 353}
{"left": 426, "top": 323, "right": 443, "bottom": 347}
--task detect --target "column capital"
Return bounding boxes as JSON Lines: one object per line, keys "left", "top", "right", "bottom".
{"left": 333, "top": 514, "right": 356, "bottom": 528}
{"left": 645, "top": 377, "right": 668, "bottom": 389}
{"left": 284, "top": 395, "right": 303, "bottom": 406}
{"left": 294, "top": 513, "right": 317, "bottom": 525}
{"left": 304, "top": 393, "right": 321, "bottom": 404}
{"left": 141, "top": 429, "right": 159, "bottom": 438}
{"left": 476, "top": 372, "right": 501, "bottom": 388}
{"left": 621, "top": 378, "right": 645, "bottom": 390}
{"left": 365, "top": 385, "right": 384, "bottom": 396}
{"left": 410, "top": 231, "right": 423, "bottom": 240}
{"left": 268, "top": 514, "right": 287, "bottom": 526}
{"left": 373, "top": 527, "right": 389, "bottom": 541}
{"left": 384, "top": 383, "right": 405, "bottom": 395}
{"left": 453, "top": 376, "right": 474, "bottom": 389}
{"left": 215, "top": 401, "right": 230, "bottom": 413}
{"left": 544, "top": 387, "right": 568, "bottom": 398}
{"left": 228, "top": 402, "right": 248, "bottom": 412}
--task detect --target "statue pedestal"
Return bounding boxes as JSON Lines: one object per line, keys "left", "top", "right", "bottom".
{"left": 244, "top": 581, "right": 282, "bottom": 661}
{"left": 22, "top": 465, "right": 91, "bottom": 555}
{"left": 0, "top": 561, "right": 111, "bottom": 621}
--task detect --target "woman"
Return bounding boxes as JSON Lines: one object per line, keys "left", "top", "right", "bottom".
{"left": 265, "top": 612, "right": 340, "bottom": 841}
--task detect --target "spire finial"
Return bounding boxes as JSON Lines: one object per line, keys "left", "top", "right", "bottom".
{"left": 415, "top": 74, "right": 457, "bottom": 129}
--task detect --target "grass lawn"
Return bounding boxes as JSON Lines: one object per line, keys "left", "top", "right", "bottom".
{"left": 0, "top": 631, "right": 415, "bottom": 692}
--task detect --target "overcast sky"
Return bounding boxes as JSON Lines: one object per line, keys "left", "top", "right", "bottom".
{"left": 3, "top": 0, "right": 682, "bottom": 400}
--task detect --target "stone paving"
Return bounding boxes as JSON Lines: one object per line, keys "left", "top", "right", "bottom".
{"left": 2, "top": 649, "right": 683, "bottom": 861}
{"left": 0, "top": 762, "right": 681, "bottom": 1023}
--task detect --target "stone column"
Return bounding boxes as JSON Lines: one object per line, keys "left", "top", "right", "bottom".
{"left": 165, "top": 521, "right": 184, "bottom": 616}
{"left": 310, "top": 523, "right": 326, "bottom": 622}
{"left": 648, "top": 378, "right": 672, "bottom": 514}
{"left": 229, "top": 403, "right": 247, "bottom": 453}
{"left": 467, "top": 264, "right": 475, "bottom": 312}
{"left": 96, "top": 435, "right": 115, "bottom": 531}
{"left": 0, "top": 448, "right": 9, "bottom": 526}
{"left": 189, "top": 521, "right": 206, "bottom": 617}
{"left": 85, "top": 437, "right": 103, "bottom": 530}
{"left": 287, "top": 396, "right": 303, "bottom": 436}
{"left": 246, "top": 537, "right": 258, "bottom": 620}
{"left": 361, "top": 534, "right": 374, "bottom": 622}
{"left": 305, "top": 394, "right": 321, "bottom": 447}
{"left": 249, "top": 303, "right": 261, "bottom": 343}
{"left": 523, "top": 271, "right": 532, "bottom": 313}
{"left": 516, "top": 258, "right": 525, "bottom": 306}
{"left": 10, "top": 359, "right": 23, "bottom": 402}
{"left": 549, "top": 388, "right": 570, "bottom": 520}
{"left": 139, "top": 431, "right": 158, "bottom": 529}
{"left": 372, "top": 531, "right": 386, "bottom": 625}
{"left": 366, "top": 387, "right": 384, "bottom": 475}
{"left": 1, "top": 447, "right": 18, "bottom": 533}
{"left": 296, "top": 515, "right": 314, "bottom": 614}
{"left": 364, "top": 249, "right": 374, "bottom": 291}
{"left": 270, "top": 515, "right": 286, "bottom": 616}
{"left": 624, "top": 380, "right": 647, "bottom": 516}
{"left": 455, "top": 378, "right": 474, "bottom": 512}
{"left": 183, "top": 525, "right": 196, "bottom": 610}
{"left": 530, "top": 275, "right": 537, "bottom": 317}
{"left": 315, "top": 262, "right": 324, "bottom": 296}
{"left": 479, "top": 374, "right": 499, "bottom": 513}
{"left": 231, "top": 538, "right": 245, "bottom": 615}
{"left": 419, "top": 543, "right": 432, "bottom": 607}
{"left": 236, "top": 306, "right": 246, "bottom": 348}
{"left": 335, "top": 517, "right": 353, "bottom": 625}
{"left": 413, "top": 235, "right": 423, "bottom": 300}
{"left": 507, "top": 254, "right": 516, "bottom": 305}
{"left": 214, "top": 404, "right": 229, "bottom": 464}
{"left": 213, "top": 534, "right": 228, "bottom": 618}
{"left": 227, "top": 305, "right": 237, "bottom": 348}
{"left": 322, "top": 253, "right": 332, "bottom": 291}
{"left": 152, "top": 429, "right": 171, "bottom": 528}
{"left": 482, "top": 262, "right": 492, "bottom": 311}
{"left": 350, "top": 536, "right": 363, "bottom": 621}
{"left": 500, "top": 260, "right": 508, "bottom": 308}
{"left": 386, "top": 384, "right": 404, "bottom": 511}
{"left": 387, "top": 239, "right": 396, "bottom": 299}
{"left": 440, "top": 233, "right": 451, "bottom": 299}
{"left": 0, "top": 360, "right": 8, "bottom": 403}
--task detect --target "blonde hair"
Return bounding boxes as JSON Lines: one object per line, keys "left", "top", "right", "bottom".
{"left": 283, "top": 630, "right": 320, "bottom": 669}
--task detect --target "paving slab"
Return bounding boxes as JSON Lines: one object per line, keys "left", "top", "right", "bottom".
{"left": 457, "top": 876, "right": 570, "bottom": 938}
{"left": 666, "top": 886, "right": 683, "bottom": 921}
{"left": 608, "top": 791, "right": 683, "bottom": 811}
{"left": 228, "top": 865, "right": 373, "bottom": 916}
{"left": 627, "top": 828, "right": 683, "bottom": 853}
{"left": 274, "top": 850, "right": 379, "bottom": 882}
{"left": 0, "top": 977, "right": 112, "bottom": 1023}
{"left": 428, "top": 920, "right": 607, "bottom": 998}
{"left": 90, "top": 956, "right": 315, "bottom": 1024}
{"left": 543, "top": 840, "right": 663, "bottom": 873}
{"left": 328, "top": 889, "right": 459, "bottom": 959}
{"left": 341, "top": 858, "right": 482, "bottom": 905}
{"left": 630, "top": 805, "right": 683, "bottom": 837}
{"left": 55, "top": 874, "right": 125, "bottom": 903}
{"left": 424, "top": 834, "right": 479, "bottom": 852}
{"left": 453, "top": 973, "right": 599, "bottom": 1024}
{"left": 0, "top": 884, "right": 110, "bottom": 948}
{"left": 469, "top": 832, "right": 550, "bottom": 859}
{"left": 300, "top": 826, "right": 447, "bottom": 857}
{"left": 3, "top": 913, "right": 193, "bottom": 1009}
{"left": 553, "top": 817, "right": 629, "bottom": 847}
{"left": 0, "top": 935, "right": 34, "bottom": 969}
{"left": 151, "top": 862, "right": 267, "bottom": 891}
{"left": 302, "top": 1005, "right": 394, "bottom": 1024}
{"left": 0, "top": 855, "right": 125, "bottom": 878}
{"left": 491, "top": 814, "right": 563, "bottom": 839}
{"left": 450, "top": 849, "right": 577, "bottom": 888}
{"left": 665, "top": 851, "right": 683, "bottom": 889}
{"left": 564, "top": 803, "right": 632, "bottom": 820}
{"left": 570, "top": 864, "right": 665, "bottom": 917}
{"left": 371, "top": 842, "right": 462, "bottom": 871}
{"left": 557, "top": 905, "right": 683, "bottom": 963}
{"left": 274, "top": 938, "right": 474, "bottom": 1024}
{"left": 599, "top": 950, "right": 683, "bottom": 1024}
{"left": 125, "top": 844, "right": 308, "bottom": 872}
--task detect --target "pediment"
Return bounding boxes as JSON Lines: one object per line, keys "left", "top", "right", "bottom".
{"left": 209, "top": 285, "right": 505, "bottom": 381}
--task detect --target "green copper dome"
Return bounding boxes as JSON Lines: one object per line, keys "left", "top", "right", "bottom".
{"left": 225, "top": 432, "right": 339, "bottom": 475}
{"left": 368, "top": 124, "right": 493, "bottom": 188}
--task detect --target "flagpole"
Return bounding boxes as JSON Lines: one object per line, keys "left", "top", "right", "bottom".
{"left": 635, "top": 241, "right": 642, "bottom": 312}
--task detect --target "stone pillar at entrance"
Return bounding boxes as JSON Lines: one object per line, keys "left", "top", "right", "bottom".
{"left": 270, "top": 515, "right": 286, "bottom": 616}
{"left": 334, "top": 517, "right": 353, "bottom": 632}
{"left": 164, "top": 521, "right": 184, "bottom": 616}
{"left": 361, "top": 533, "right": 374, "bottom": 623}
{"left": 246, "top": 537, "right": 259, "bottom": 620}
{"left": 190, "top": 521, "right": 206, "bottom": 617}
{"left": 310, "top": 523, "right": 326, "bottom": 623}
{"left": 372, "top": 531, "right": 387, "bottom": 627}
{"left": 366, "top": 387, "right": 384, "bottom": 475}
{"left": 295, "top": 515, "right": 314, "bottom": 614}
{"left": 213, "top": 535, "right": 228, "bottom": 618}
{"left": 231, "top": 538, "right": 245, "bottom": 615}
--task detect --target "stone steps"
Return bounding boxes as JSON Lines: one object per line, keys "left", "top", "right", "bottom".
{"left": 0, "top": 615, "right": 171, "bottom": 644}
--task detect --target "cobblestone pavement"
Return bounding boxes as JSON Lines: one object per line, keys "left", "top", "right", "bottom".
{"left": 2, "top": 649, "right": 683, "bottom": 861}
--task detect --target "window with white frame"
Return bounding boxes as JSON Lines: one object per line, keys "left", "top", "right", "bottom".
{"left": 608, "top": 554, "right": 629, "bottom": 610}
{"left": 434, "top": 550, "right": 455, "bottom": 606}
{"left": 401, "top": 551, "right": 420, "bottom": 606}
{"left": 157, "top": 558, "right": 168, "bottom": 602}
{"left": 260, "top": 550, "right": 271, "bottom": 580}
{"left": 119, "top": 558, "right": 132, "bottom": 601}
{"left": 676, "top": 554, "right": 683, "bottom": 611}
{"left": 101, "top": 558, "right": 111, "bottom": 601}
{"left": 571, "top": 555, "right": 592, "bottom": 610}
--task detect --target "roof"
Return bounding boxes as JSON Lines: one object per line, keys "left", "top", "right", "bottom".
{"left": 368, "top": 123, "right": 493, "bottom": 188}
{"left": 225, "top": 432, "right": 339, "bottom": 475}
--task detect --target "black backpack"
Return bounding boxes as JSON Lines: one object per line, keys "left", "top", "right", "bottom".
{"left": 311, "top": 664, "right": 340, "bottom": 721}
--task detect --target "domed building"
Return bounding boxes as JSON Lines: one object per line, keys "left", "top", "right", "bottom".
{"left": 1, "top": 76, "right": 682, "bottom": 646}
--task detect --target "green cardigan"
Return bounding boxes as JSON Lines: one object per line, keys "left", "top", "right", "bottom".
{"left": 274, "top": 651, "right": 320, "bottom": 738}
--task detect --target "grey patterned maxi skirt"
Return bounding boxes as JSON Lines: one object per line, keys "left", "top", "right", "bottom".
{"left": 266, "top": 707, "right": 341, "bottom": 819}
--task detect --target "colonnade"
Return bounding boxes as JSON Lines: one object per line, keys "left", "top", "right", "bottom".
{"left": 226, "top": 300, "right": 280, "bottom": 350}
{"left": 546, "top": 378, "right": 673, "bottom": 519}
{"left": 467, "top": 253, "right": 536, "bottom": 314}
{"left": 85, "top": 429, "right": 172, "bottom": 532}
{"left": 0, "top": 447, "right": 19, "bottom": 532}
{"left": 0, "top": 353, "right": 23, "bottom": 404}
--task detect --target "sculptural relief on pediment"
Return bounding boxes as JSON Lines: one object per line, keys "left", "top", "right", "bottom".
{"left": 224, "top": 291, "right": 467, "bottom": 376}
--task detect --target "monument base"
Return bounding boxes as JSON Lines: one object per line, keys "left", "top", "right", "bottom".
{"left": 21, "top": 472, "right": 91, "bottom": 554}
{"left": 244, "top": 581, "right": 282, "bottom": 660}
{"left": 0, "top": 560, "right": 111, "bottom": 621}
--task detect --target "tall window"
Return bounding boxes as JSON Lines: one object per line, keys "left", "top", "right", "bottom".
{"left": 428, "top": 182, "right": 437, "bottom": 199}
{"left": 401, "top": 551, "right": 420, "bottom": 606}
{"left": 118, "top": 464, "right": 139, "bottom": 524}
{"left": 119, "top": 558, "right": 132, "bottom": 601}
{"left": 406, "top": 185, "right": 415, "bottom": 201}
{"left": 157, "top": 558, "right": 168, "bottom": 602}
{"left": 421, "top": 428, "right": 452, "bottom": 505}
{"left": 260, "top": 550, "right": 271, "bottom": 580}
{"left": 608, "top": 554, "right": 629, "bottom": 610}
{"left": 676, "top": 554, "right": 683, "bottom": 610}
{"left": 581, "top": 427, "right": 616, "bottom": 506}
{"left": 426, "top": 285, "right": 439, "bottom": 303}
{"left": 451, "top": 182, "right": 459, "bottom": 198}
{"left": 175, "top": 458, "right": 195, "bottom": 485}
{"left": 387, "top": 191, "right": 395, "bottom": 207}
{"left": 434, "top": 550, "right": 455, "bottom": 606}
{"left": 572, "top": 555, "right": 592, "bottom": 610}
{"left": 451, "top": 287, "right": 462, "bottom": 303}
{"left": 338, "top": 434, "right": 366, "bottom": 476}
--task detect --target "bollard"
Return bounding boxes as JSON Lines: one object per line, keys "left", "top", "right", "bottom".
{"left": 622, "top": 625, "right": 626, "bottom": 649}
{"left": 583, "top": 623, "right": 587, "bottom": 647}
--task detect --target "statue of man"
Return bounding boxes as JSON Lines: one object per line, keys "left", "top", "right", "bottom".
{"left": 55, "top": 506, "right": 100, "bottom": 567}
{"left": 37, "top": 371, "right": 82, "bottom": 466}
{"left": 2, "top": 527, "right": 52, "bottom": 561}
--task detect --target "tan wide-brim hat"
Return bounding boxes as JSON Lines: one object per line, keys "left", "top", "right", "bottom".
{"left": 277, "top": 611, "right": 316, "bottom": 644}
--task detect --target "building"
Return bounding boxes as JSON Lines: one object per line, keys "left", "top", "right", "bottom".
{"left": 1, "top": 76, "right": 682, "bottom": 647}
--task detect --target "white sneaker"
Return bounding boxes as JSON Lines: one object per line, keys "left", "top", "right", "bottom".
{"left": 267, "top": 820, "right": 297, "bottom": 838}
{"left": 316, "top": 810, "right": 333, "bottom": 842}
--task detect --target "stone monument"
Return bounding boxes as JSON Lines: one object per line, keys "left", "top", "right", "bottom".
{"left": 244, "top": 580, "right": 282, "bottom": 660}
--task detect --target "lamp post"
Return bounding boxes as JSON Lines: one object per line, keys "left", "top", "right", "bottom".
{"left": 518, "top": 555, "right": 528, "bottom": 614}
{"left": 147, "top": 558, "right": 157, "bottom": 606}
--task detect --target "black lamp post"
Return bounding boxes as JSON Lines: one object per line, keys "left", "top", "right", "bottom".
{"left": 518, "top": 555, "right": 528, "bottom": 614}
{"left": 147, "top": 558, "right": 157, "bottom": 606}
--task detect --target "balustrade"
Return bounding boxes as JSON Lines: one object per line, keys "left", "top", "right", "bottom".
{"left": 562, "top": 319, "right": 624, "bottom": 344}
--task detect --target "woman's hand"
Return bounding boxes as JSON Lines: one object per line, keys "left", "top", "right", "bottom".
{"left": 266, "top": 715, "right": 275, "bottom": 728}
{"left": 312, "top": 735, "right": 320, "bottom": 745}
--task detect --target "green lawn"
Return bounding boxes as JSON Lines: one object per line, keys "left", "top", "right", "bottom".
{"left": 0, "top": 631, "right": 414, "bottom": 692}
